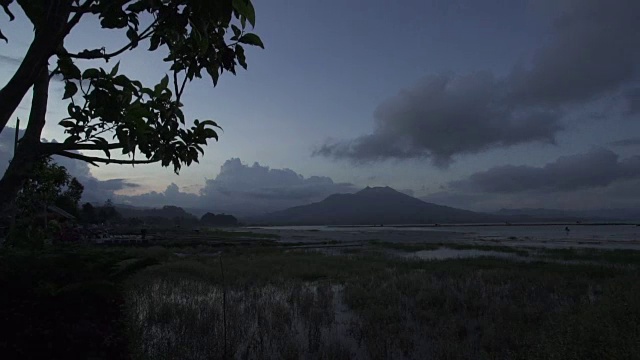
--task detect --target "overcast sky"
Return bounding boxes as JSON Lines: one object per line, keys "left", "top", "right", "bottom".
{"left": 1, "top": 0, "right": 639, "bottom": 214}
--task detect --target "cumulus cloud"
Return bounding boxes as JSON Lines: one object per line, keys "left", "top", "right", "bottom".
{"left": 114, "top": 158, "right": 358, "bottom": 216}
{"left": 116, "top": 183, "right": 201, "bottom": 209}
{"left": 451, "top": 148, "right": 640, "bottom": 193}
{"left": 317, "top": 0, "right": 640, "bottom": 165}
{"left": 199, "top": 158, "right": 357, "bottom": 215}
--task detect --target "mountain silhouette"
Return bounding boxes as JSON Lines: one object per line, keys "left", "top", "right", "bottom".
{"left": 256, "top": 186, "right": 499, "bottom": 225}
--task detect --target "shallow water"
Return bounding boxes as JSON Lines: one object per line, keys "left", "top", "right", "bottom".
{"left": 405, "top": 248, "right": 522, "bottom": 260}
{"left": 254, "top": 224, "right": 640, "bottom": 243}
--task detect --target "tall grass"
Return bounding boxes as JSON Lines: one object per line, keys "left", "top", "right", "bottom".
{"left": 125, "top": 251, "right": 640, "bottom": 359}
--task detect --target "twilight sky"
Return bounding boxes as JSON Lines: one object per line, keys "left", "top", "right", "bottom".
{"left": 1, "top": 0, "right": 639, "bottom": 215}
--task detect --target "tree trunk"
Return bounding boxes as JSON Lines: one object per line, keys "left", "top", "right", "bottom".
{"left": 0, "top": 67, "right": 50, "bottom": 213}
{"left": 0, "top": 145, "right": 43, "bottom": 214}
{"left": 0, "top": 34, "right": 53, "bottom": 135}
{"left": 0, "top": 0, "right": 73, "bottom": 135}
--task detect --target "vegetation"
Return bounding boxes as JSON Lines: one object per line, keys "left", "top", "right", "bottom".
{"left": 0, "top": 246, "right": 148, "bottom": 359}
{"left": 368, "top": 239, "right": 531, "bottom": 256}
{"left": 6, "top": 158, "right": 84, "bottom": 247}
{"left": 0, "top": 0, "right": 263, "bottom": 209}
{"left": 3, "top": 235, "right": 640, "bottom": 359}
{"left": 16, "top": 157, "right": 84, "bottom": 217}
{"left": 80, "top": 200, "right": 122, "bottom": 224}
{"left": 125, "top": 249, "right": 640, "bottom": 359}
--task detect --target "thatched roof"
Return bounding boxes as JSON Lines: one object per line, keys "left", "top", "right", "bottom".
{"left": 46, "top": 205, "right": 76, "bottom": 220}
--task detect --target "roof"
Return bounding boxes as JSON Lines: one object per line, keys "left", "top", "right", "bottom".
{"left": 47, "top": 205, "right": 76, "bottom": 220}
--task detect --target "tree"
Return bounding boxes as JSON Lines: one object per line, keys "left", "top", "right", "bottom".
{"left": 0, "top": 0, "right": 263, "bottom": 210}
{"left": 80, "top": 202, "right": 96, "bottom": 223}
{"left": 96, "top": 199, "right": 120, "bottom": 223}
{"left": 9, "top": 157, "right": 83, "bottom": 246}
{"left": 54, "top": 177, "right": 84, "bottom": 216}
{"left": 15, "top": 157, "right": 84, "bottom": 218}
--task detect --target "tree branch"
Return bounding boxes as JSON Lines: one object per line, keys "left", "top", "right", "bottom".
{"left": 41, "top": 142, "right": 125, "bottom": 152}
{"left": 55, "top": 150, "right": 159, "bottom": 165}
{"left": 22, "top": 67, "right": 50, "bottom": 145}
{"left": 61, "top": 17, "right": 159, "bottom": 61}
{"left": 65, "top": 0, "right": 96, "bottom": 30}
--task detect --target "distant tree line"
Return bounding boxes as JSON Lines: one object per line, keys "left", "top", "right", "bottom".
{"left": 200, "top": 212, "right": 238, "bottom": 226}
{"left": 79, "top": 200, "right": 121, "bottom": 224}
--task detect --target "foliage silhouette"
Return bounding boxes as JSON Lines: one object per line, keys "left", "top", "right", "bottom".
{"left": 0, "top": 0, "right": 262, "bottom": 209}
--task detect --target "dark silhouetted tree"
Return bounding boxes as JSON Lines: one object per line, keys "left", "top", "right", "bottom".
{"left": 16, "top": 158, "right": 84, "bottom": 218}
{"left": 0, "top": 0, "right": 263, "bottom": 210}
{"left": 9, "top": 157, "right": 84, "bottom": 246}
{"left": 96, "top": 199, "right": 120, "bottom": 223}
{"left": 81, "top": 202, "right": 96, "bottom": 223}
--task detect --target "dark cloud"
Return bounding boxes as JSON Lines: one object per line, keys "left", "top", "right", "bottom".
{"left": 609, "top": 137, "right": 640, "bottom": 147}
{"left": 424, "top": 178, "right": 640, "bottom": 212}
{"left": 624, "top": 88, "right": 640, "bottom": 115}
{"left": 451, "top": 148, "right": 640, "bottom": 193}
{"left": 315, "top": 72, "right": 562, "bottom": 166}
{"left": 317, "top": 0, "right": 640, "bottom": 165}
{"left": 507, "top": 0, "right": 640, "bottom": 106}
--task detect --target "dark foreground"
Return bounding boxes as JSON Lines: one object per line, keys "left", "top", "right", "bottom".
{"left": 1, "top": 229, "right": 640, "bottom": 359}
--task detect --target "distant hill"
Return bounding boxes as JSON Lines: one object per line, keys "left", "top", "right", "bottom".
{"left": 115, "top": 205, "right": 199, "bottom": 224}
{"left": 254, "top": 186, "right": 502, "bottom": 225}
{"left": 201, "top": 213, "right": 239, "bottom": 226}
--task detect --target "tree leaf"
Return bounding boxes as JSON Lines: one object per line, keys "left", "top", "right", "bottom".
{"left": 58, "top": 57, "right": 81, "bottom": 79}
{"left": 233, "top": 0, "right": 256, "bottom": 27}
{"left": 82, "top": 68, "right": 101, "bottom": 79}
{"left": 160, "top": 74, "right": 169, "bottom": 89}
{"left": 110, "top": 62, "right": 120, "bottom": 76}
{"left": 63, "top": 82, "right": 78, "bottom": 99}
{"left": 231, "top": 24, "right": 241, "bottom": 38}
{"left": 148, "top": 35, "right": 160, "bottom": 51}
{"left": 238, "top": 33, "right": 264, "bottom": 48}
{"left": 126, "top": 27, "right": 139, "bottom": 48}
{"left": 1, "top": 2, "right": 15, "bottom": 21}
{"left": 59, "top": 120, "right": 75, "bottom": 128}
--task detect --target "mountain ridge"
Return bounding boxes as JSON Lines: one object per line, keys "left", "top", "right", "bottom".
{"left": 254, "top": 186, "right": 501, "bottom": 225}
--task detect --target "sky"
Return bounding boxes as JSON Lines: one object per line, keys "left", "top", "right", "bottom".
{"left": 0, "top": 0, "right": 639, "bottom": 215}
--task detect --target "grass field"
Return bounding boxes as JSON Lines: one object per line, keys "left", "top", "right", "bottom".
{"left": 2, "top": 236, "right": 640, "bottom": 359}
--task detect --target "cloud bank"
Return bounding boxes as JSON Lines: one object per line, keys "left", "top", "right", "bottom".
{"left": 426, "top": 148, "right": 640, "bottom": 211}
{"left": 451, "top": 148, "right": 640, "bottom": 193}
{"left": 117, "top": 158, "right": 358, "bottom": 216}
{"left": 316, "top": 0, "right": 640, "bottom": 166}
